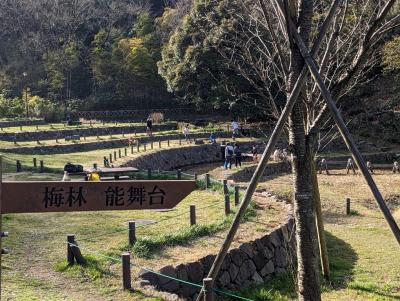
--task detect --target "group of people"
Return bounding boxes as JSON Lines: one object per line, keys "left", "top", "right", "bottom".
{"left": 224, "top": 142, "right": 242, "bottom": 169}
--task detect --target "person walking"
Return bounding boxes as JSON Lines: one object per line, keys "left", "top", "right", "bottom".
{"left": 146, "top": 115, "right": 153, "bottom": 137}
{"left": 224, "top": 142, "right": 234, "bottom": 169}
{"left": 234, "top": 143, "right": 242, "bottom": 168}
{"left": 231, "top": 120, "right": 239, "bottom": 140}
{"left": 183, "top": 124, "right": 190, "bottom": 142}
{"left": 252, "top": 145, "right": 258, "bottom": 163}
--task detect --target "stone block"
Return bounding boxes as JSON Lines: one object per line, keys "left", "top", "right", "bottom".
{"left": 253, "top": 252, "right": 267, "bottom": 271}
{"left": 230, "top": 248, "right": 248, "bottom": 266}
{"left": 239, "top": 242, "right": 255, "bottom": 258}
{"left": 187, "top": 261, "right": 203, "bottom": 283}
{"left": 199, "top": 254, "right": 216, "bottom": 276}
{"left": 228, "top": 263, "right": 240, "bottom": 281}
{"left": 252, "top": 272, "right": 264, "bottom": 285}
{"left": 218, "top": 271, "right": 231, "bottom": 287}
{"left": 260, "top": 260, "right": 275, "bottom": 277}
{"left": 275, "top": 246, "right": 288, "bottom": 267}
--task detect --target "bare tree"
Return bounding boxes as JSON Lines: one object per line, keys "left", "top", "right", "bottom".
{"left": 185, "top": 0, "right": 400, "bottom": 299}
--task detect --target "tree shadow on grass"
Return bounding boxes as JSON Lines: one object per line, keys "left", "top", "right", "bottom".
{"left": 237, "top": 231, "right": 357, "bottom": 301}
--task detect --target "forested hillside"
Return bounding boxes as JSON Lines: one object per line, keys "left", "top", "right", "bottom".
{"left": 0, "top": 0, "right": 400, "bottom": 123}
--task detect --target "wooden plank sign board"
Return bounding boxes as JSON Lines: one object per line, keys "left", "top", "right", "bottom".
{"left": 1, "top": 180, "right": 196, "bottom": 214}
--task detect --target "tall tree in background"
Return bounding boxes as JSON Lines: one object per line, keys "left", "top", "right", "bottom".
{"left": 161, "top": 0, "right": 400, "bottom": 299}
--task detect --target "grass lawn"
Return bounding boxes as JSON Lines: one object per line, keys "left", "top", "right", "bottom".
{"left": 1, "top": 169, "right": 283, "bottom": 301}
{"left": 239, "top": 169, "right": 400, "bottom": 301}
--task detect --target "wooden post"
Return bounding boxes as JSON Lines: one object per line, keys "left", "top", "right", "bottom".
{"left": 122, "top": 252, "right": 131, "bottom": 290}
{"left": 124, "top": 148, "right": 127, "bottom": 156}
{"left": 203, "top": 278, "right": 213, "bottom": 301}
{"left": 16, "top": 160, "right": 21, "bottom": 173}
{"left": 168, "top": 139, "right": 170, "bottom": 147}
{"left": 19, "top": 125, "right": 22, "bottom": 131}
{"left": 194, "top": 173, "right": 198, "bottom": 181}
{"left": 224, "top": 194, "right": 230, "bottom": 216}
{"left": 234, "top": 186, "right": 240, "bottom": 206}
{"left": 346, "top": 198, "right": 351, "bottom": 215}
{"left": 223, "top": 180, "right": 228, "bottom": 195}
{"left": 131, "top": 145, "right": 134, "bottom": 154}
{"left": 143, "top": 143, "right": 146, "bottom": 152}
{"left": 114, "top": 151, "right": 117, "bottom": 161}
{"left": 0, "top": 155, "right": 3, "bottom": 294}
{"left": 205, "top": 174, "right": 211, "bottom": 189}
{"left": 56, "top": 138, "right": 58, "bottom": 143}
{"left": 148, "top": 168, "right": 152, "bottom": 179}
{"left": 159, "top": 140, "right": 161, "bottom": 148}
{"left": 93, "top": 163, "right": 97, "bottom": 170}
{"left": 109, "top": 153, "right": 113, "bottom": 164}
{"left": 177, "top": 169, "right": 182, "bottom": 180}
{"left": 137, "top": 142, "right": 140, "bottom": 153}
{"left": 151, "top": 141, "right": 153, "bottom": 150}
{"left": 128, "top": 221, "right": 136, "bottom": 245}
{"left": 179, "top": 138, "right": 182, "bottom": 145}
{"left": 190, "top": 205, "right": 196, "bottom": 226}
{"left": 33, "top": 157, "right": 37, "bottom": 168}
{"left": 118, "top": 149, "right": 121, "bottom": 158}
{"left": 103, "top": 157, "right": 107, "bottom": 167}
{"left": 67, "top": 234, "right": 75, "bottom": 264}
{"left": 39, "top": 160, "right": 44, "bottom": 173}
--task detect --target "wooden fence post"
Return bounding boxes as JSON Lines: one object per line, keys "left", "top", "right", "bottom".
{"left": 33, "top": 157, "right": 37, "bottom": 168}
{"left": 148, "top": 168, "right": 152, "bottom": 179}
{"left": 124, "top": 148, "right": 127, "bottom": 156}
{"left": 177, "top": 169, "right": 182, "bottom": 180}
{"left": 151, "top": 141, "right": 153, "bottom": 150}
{"left": 346, "top": 198, "right": 351, "bottom": 215}
{"left": 143, "top": 143, "right": 146, "bottom": 152}
{"left": 128, "top": 221, "right": 136, "bottom": 246}
{"left": 205, "top": 174, "right": 211, "bottom": 189}
{"left": 109, "top": 153, "right": 113, "bottom": 164}
{"left": 225, "top": 194, "right": 230, "bottom": 216}
{"left": 194, "top": 173, "right": 198, "bottom": 181}
{"left": 168, "top": 139, "right": 170, "bottom": 147}
{"left": 223, "top": 180, "right": 228, "bottom": 195}
{"left": 159, "top": 140, "right": 161, "bottom": 148}
{"left": 190, "top": 205, "right": 196, "bottom": 226}
{"left": 131, "top": 145, "right": 134, "bottom": 154}
{"left": 39, "top": 160, "right": 44, "bottom": 173}
{"left": 234, "top": 186, "right": 240, "bottom": 206}
{"left": 93, "top": 163, "right": 97, "bottom": 170}
{"left": 179, "top": 138, "right": 182, "bottom": 145}
{"left": 103, "top": 157, "right": 107, "bottom": 167}
{"left": 114, "top": 151, "right": 117, "bottom": 161}
{"left": 137, "top": 142, "right": 140, "bottom": 153}
{"left": 122, "top": 252, "right": 131, "bottom": 290}
{"left": 67, "top": 234, "right": 75, "bottom": 265}
{"left": 118, "top": 149, "right": 121, "bottom": 158}
{"left": 203, "top": 278, "right": 213, "bottom": 301}
{"left": 16, "top": 160, "right": 21, "bottom": 173}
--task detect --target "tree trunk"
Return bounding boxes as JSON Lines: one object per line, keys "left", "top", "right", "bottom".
{"left": 286, "top": 1, "right": 321, "bottom": 300}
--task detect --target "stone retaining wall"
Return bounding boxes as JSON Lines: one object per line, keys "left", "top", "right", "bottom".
{"left": 0, "top": 119, "right": 46, "bottom": 128}
{"left": 0, "top": 132, "right": 232, "bottom": 155}
{"left": 0, "top": 123, "right": 178, "bottom": 142}
{"left": 139, "top": 216, "right": 296, "bottom": 300}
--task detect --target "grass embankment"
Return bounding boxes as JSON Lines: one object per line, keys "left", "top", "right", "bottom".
{"left": 238, "top": 169, "right": 400, "bottom": 301}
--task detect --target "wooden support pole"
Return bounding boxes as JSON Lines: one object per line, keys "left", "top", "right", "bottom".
{"left": 128, "top": 221, "right": 136, "bottom": 246}
{"left": 159, "top": 140, "right": 161, "bottom": 148}
{"left": 234, "top": 186, "right": 240, "bottom": 206}
{"left": 131, "top": 145, "right": 134, "bottom": 154}
{"left": 177, "top": 169, "right": 182, "bottom": 180}
{"left": 118, "top": 149, "right": 121, "bottom": 158}
{"left": 124, "top": 148, "right": 127, "bottom": 156}
{"left": 93, "top": 163, "right": 97, "bottom": 170}
{"left": 168, "top": 139, "right": 170, "bottom": 147}
{"left": 194, "top": 173, "right": 198, "bottom": 181}
{"left": 148, "top": 168, "right": 152, "bottom": 179}
{"left": 109, "top": 153, "right": 113, "bottom": 164}
{"left": 103, "top": 157, "right": 107, "bottom": 167}
{"left": 151, "top": 141, "right": 153, "bottom": 150}
{"left": 143, "top": 143, "right": 146, "bottom": 152}
{"left": 346, "top": 198, "right": 351, "bottom": 215}
{"left": 203, "top": 278, "right": 213, "bottom": 301}
{"left": 0, "top": 156, "right": 3, "bottom": 294}
{"left": 122, "top": 252, "right": 131, "bottom": 290}
{"left": 39, "top": 160, "right": 44, "bottom": 173}
{"left": 114, "top": 151, "right": 117, "bottom": 161}
{"left": 137, "top": 142, "right": 140, "bottom": 153}
{"left": 179, "top": 138, "right": 182, "bottom": 145}
{"left": 33, "top": 157, "right": 37, "bottom": 168}
{"left": 288, "top": 21, "right": 400, "bottom": 245}
{"left": 312, "top": 161, "right": 330, "bottom": 280}
{"left": 190, "top": 205, "right": 196, "bottom": 226}
{"left": 223, "top": 180, "right": 228, "bottom": 195}
{"left": 224, "top": 194, "right": 230, "bottom": 216}
{"left": 67, "top": 234, "right": 75, "bottom": 264}
{"left": 205, "top": 174, "right": 211, "bottom": 189}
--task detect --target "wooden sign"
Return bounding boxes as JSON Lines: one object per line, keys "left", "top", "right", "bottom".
{"left": 1, "top": 180, "right": 196, "bottom": 214}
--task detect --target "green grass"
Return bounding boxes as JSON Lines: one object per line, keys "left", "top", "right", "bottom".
{"left": 246, "top": 170, "right": 400, "bottom": 301}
